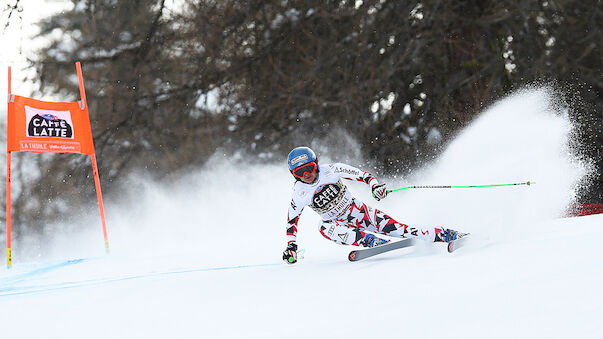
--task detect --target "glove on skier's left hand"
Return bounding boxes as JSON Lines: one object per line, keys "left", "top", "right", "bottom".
{"left": 372, "top": 183, "right": 388, "bottom": 201}
{"left": 282, "top": 243, "right": 298, "bottom": 264}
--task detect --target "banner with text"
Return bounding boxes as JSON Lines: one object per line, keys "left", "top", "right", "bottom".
{"left": 7, "top": 95, "right": 95, "bottom": 155}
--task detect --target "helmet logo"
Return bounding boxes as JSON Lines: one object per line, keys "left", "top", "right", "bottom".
{"left": 291, "top": 154, "right": 308, "bottom": 166}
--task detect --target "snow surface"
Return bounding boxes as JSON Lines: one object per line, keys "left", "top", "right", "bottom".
{"left": 1, "top": 88, "right": 601, "bottom": 338}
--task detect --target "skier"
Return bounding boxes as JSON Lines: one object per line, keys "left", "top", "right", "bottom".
{"left": 283, "top": 146, "right": 463, "bottom": 264}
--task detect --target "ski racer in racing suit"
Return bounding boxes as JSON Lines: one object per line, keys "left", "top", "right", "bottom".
{"left": 282, "top": 146, "right": 462, "bottom": 264}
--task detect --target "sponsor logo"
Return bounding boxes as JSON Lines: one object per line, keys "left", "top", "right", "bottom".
{"left": 310, "top": 180, "right": 351, "bottom": 217}
{"left": 333, "top": 195, "right": 352, "bottom": 218}
{"left": 25, "top": 106, "right": 74, "bottom": 139}
{"left": 334, "top": 167, "right": 361, "bottom": 176}
{"left": 312, "top": 183, "right": 341, "bottom": 209}
{"left": 337, "top": 233, "right": 349, "bottom": 242}
{"left": 291, "top": 154, "right": 308, "bottom": 166}
{"left": 328, "top": 224, "right": 335, "bottom": 237}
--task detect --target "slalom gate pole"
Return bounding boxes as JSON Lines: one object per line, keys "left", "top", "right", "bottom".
{"left": 386, "top": 181, "right": 535, "bottom": 194}
{"left": 6, "top": 62, "right": 110, "bottom": 266}
{"left": 91, "top": 154, "right": 110, "bottom": 254}
{"left": 6, "top": 152, "right": 11, "bottom": 268}
{"left": 76, "top": 62, "right": 110, "bottom": 254}
{"left": 6, "top": 66, "right": 12, "bottom": 268}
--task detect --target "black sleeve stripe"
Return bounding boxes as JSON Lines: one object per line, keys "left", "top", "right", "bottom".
{"left": 363, "top": 173, "right": 375, "bottom": 184}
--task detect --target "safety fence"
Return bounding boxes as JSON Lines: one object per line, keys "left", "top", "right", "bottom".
{"left": 568, "top": 204, "right": 603, "bottom": 217}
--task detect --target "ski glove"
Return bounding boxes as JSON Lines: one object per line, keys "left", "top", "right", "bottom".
{"left": 372, "top": 183, "right": 388, "bottom": 201}
{"left": 282, "top": 243, "right": 298, "bottom": 264}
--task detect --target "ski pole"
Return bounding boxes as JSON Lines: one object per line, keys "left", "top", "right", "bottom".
{"left": 386, "top": 181, "right": 535, "bottom": 194}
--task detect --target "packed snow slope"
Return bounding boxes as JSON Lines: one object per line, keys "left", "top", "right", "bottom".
{"left": 1, "top": 88, "right": 600, "bottom": 339}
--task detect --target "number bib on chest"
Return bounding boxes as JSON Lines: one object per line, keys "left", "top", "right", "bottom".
{"left": 310, "top": 179, "right": 352, "bottom": 219}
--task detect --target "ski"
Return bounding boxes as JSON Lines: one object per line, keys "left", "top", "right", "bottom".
{"left": 447, "top": 233, "right": 470, "bottom": 253}
{"left": 348, "top": 238, "right": 414, "bottom": 262}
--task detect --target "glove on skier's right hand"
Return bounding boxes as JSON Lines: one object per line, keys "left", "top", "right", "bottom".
{"left": 282, "top": 243, "right": 298, "bottom": 264}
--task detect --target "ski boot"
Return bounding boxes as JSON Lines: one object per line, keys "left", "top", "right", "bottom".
{"left": 360, "top": 233, "right": 389, "bottom": 248}
{"left": 438, "top": 229, "right": 466, "bottom": 243}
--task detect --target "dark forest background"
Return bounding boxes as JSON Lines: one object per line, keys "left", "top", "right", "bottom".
{"left": 2, "top": 0, "right": 602, "bottom": 235}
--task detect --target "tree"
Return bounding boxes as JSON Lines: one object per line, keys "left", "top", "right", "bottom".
{"left": 4, "top": 0, "right": 601, "bottom": 232}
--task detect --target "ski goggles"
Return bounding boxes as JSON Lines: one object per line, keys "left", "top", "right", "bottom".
{"left": 292, "top": 162, "right": 317, "bottom": 178}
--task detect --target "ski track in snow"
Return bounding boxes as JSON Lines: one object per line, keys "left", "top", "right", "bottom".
{"left": 0, "top": 88, "right": 601, "bottom": 338}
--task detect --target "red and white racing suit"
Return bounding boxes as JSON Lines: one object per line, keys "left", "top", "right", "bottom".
{"left": 286, "top": 163, "right": 448, "bottom": 246}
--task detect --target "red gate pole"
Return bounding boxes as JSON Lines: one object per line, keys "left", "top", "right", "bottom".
{"left": 76, "top": 62, "right": 109, "bottom": 254}
{"left": 6, "top": 66, "right": 12, "bottom": 268}
{"left": 6, "top": 152, "right": 11, "bottom": 268}
{"left": 91, "top": 153, "right": 109, "bottom": 253}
